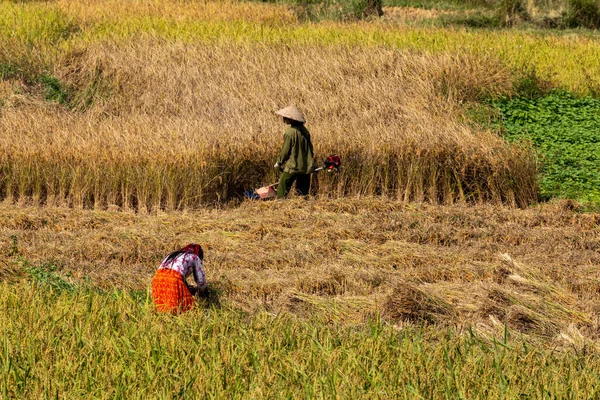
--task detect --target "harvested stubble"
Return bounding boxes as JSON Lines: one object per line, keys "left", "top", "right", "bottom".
{"left": 2, "top": 199, "right": 599, "bottom": 340}
{"left": 0, "top": 41, "right": 537, "bottom": 209}
{"left": 383, "top": 253, "right": 592, "bottom": 338}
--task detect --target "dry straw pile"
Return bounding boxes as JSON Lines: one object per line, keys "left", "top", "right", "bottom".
{"left": 1, "top": 41, "right": 537, "bottom": 209}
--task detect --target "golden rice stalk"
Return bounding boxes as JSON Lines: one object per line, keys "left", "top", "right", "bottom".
{"left": 0, "top": 42, "right": 537, "bottom": 209}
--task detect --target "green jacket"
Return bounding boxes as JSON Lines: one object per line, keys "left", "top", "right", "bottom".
{"left": 277, "top": 124, "right": 314, "bottom": 175}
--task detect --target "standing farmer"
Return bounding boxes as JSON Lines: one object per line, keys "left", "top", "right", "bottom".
{"left": 274, "top": 105, "right": 315, "bottom": 198}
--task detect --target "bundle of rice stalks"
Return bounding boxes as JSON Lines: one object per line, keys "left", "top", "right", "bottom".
{"left": 497, "top": 253, "right": 579, "bottom": 306}
{"left": 284, "top": 291, "right": 375, "bottom": 323}
{"left": 295, "top": 270, "right": 348, "bottom": 296}
{"left": 382, "top": 254, "right": 592, "bottom": 338}
{"left": 479, "top": 254, "right": 591, "bottom": 336}
{"left": 383, "top": 281, "right": 457, "bottom": 324}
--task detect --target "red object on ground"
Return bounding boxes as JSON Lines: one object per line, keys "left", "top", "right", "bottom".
{"left": 255, "top": 184, "right": 277, "bottom": 199}
{"left": 151, "top": 269, "right": 195, "bottom": 314}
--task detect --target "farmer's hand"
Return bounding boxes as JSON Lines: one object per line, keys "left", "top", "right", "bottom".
{"left": 197, "top": 286, "right": 209, "bottom": 299}
{"left": 274, "top": 163, "right": 280, "bottom": 170}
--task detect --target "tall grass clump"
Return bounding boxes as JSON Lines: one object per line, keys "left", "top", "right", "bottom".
{"left": 290, "top": 0, "right": 384, "bottom": 22}
{"left": 562, "top": 0, "right": 600, "bottom": 27}
{"left": 2, "top": 281, "right": 600, "bottom": 398}
{"left": 496, "top": 0, "right": 530, "bottom": 25}
{"left": 0, "top": 42, "right": 538, "bottom": 209}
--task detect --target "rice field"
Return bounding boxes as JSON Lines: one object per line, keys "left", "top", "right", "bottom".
{"left": 3, "top": 1, "right": 600, "bottom": 93}
{"left": 2, "top": 199, "right": 600, "bottom": 397}
{"left": 2, "top": 42, "right": 540, "bottom": 209}
{"left": 2, "top": 0, "right": 600, "bottom": 397}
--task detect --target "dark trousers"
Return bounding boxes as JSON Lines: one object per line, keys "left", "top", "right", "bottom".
{"left": 277, "top": 172, "right": 311, "bottom": 198}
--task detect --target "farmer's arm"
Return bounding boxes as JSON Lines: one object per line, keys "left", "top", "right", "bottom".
{"left": 277, "top": 130, "right": 293, "bottom": 166}
{"left": 191, "top": 256, "right": 207, "bottom": 293}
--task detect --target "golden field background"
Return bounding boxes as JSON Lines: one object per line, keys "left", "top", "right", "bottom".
{"left": 1, "top": 43, "right": 537, "bottom": 209}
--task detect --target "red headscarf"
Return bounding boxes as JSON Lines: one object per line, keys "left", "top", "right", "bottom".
{"left": 162, "top": 243, "right": 204, "bottom": 268}
{"left": 182, "top": 243, "right": 203, "bottom": 260}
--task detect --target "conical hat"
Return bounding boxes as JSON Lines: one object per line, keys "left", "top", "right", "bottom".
{"left": 275, "top": 105, "right": 306, "bottom": 123}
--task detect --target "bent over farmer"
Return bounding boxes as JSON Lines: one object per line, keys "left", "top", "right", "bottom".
{"left": 274, "top": 105, "right": 315, "bottom": 198}
{"left": 151, "top": 243, "right": 206, "bottom": 314}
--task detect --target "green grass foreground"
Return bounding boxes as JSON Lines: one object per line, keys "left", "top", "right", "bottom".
{"left": 1, "top": 281, "right": 599, "bottom": 399}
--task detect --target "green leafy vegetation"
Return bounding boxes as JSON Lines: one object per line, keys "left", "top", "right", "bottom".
{"left": 492, "top": 91, "right": 600, "bottom": 203}
{"left": 25, "top": 260, "right": 76, "bottom": 293}
{"left": 39, "top": 74, "right": 71, "bottom": 106}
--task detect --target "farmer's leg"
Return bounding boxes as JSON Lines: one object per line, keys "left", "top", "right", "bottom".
{"left": 277, "top": 172, "right": 296, "bottom": 198}
{"left": 295, "top": 173, "right": 311, "bottom": 196}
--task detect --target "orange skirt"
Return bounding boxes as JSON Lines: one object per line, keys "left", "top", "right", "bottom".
{"left": 151, "top": 269, "right": 195, "bottom": 314}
